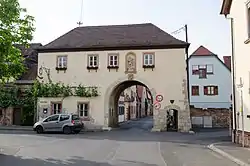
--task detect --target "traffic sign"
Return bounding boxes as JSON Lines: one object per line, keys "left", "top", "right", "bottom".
{"left": 154, "top": 102, "right": 161, "bottom": 110}
{"left": 156, "top": 94, "right": 163, "bottom": 102}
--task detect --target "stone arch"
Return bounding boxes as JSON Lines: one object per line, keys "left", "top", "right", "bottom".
{"left": 164, "top": 105, "right": 181, "bottom": 111}
{"left": 103, "top": 76, "right": 156, "bottom": 128}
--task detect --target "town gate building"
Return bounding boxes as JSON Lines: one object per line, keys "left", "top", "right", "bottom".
{"left": 37, "top": 23, "right": 191, "bottom": 132}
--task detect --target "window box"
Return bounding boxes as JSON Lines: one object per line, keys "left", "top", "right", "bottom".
{"left": 143, "top": 65, "right": 155, "bottom": 68}
{"left": 55, "top": 67, "right": 67, "bottom": 71}
{"left": 87, "top": 66, "right": 98, "bottom": 70}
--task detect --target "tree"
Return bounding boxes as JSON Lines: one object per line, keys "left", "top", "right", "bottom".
{"left": 0, "top": 0, "right": 35, "bottom": 83}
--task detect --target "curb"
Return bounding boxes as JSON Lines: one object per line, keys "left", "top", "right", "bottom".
{"left": 207, "top": 143, "right": 250, "bottom": 166}
{"left": 0, "top": 127, "right": 32, "bottom": 131}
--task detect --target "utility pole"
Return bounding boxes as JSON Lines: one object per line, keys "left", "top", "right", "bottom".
{"left": 184, "top": 24, "right": 190, "bottom": 103}
{"left": 77, "top": 0, "right": 84, "bottom": 27}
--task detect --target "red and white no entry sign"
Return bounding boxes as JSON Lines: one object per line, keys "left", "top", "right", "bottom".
{"left": 154, "top": 102, "right": 161, "bottom": 110}
{"left": 156, "top": 94, "right": 163, "bottom": 102}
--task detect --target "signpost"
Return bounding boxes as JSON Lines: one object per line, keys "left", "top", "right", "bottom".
{"left": 154, "top": 102, "right": 161, "bottom": 110}
{"left": 156, "top": 94, "right": 163, "bottom": 102}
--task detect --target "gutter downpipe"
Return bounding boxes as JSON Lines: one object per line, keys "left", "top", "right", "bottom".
{"left": 227, "top": 16, "right": 237, "bottom": 143}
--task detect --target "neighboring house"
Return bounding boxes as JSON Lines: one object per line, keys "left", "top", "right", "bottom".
{"left": 220, "top": 0, "right": 250, "bottom": 146}
{"left": 37, "top": 23, "right": 192, "bottom": 132}
{"left": 189, "top": 45, "right": 232, "bottom": 109}
{"left": 0, "top": 43, "right": 42, "bottom": 126}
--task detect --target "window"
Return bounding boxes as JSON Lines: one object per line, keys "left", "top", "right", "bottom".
{"left": 51, "top": 103, "right": 62, "bottom": 114}
{"left": 192, "top": 65, "right": 213, "bottom": 77}
{"left": 206, "top": 64, "right": 213, "bottom": 74}
{"left": 44, "top": 115, "right": 59, "bottom": 122}
{"left": 78, "top": 103, "right": 89, "bottom": 117}
{"left": 108, "top": 54, "right": 119, "bottom": 67}
{"left": 88, "top": 54, "right": 98, "bottom": 68}
{"left": 204, "top": 86, "right": 218, "bottom": 95}
{"left": 60, "top": 115, "right": 70, "bottom": 121}
{"left": 57, "top": 56, "right": 67, "bottom": 68}
{"left": 118, "top": 106, "right": 125, "bottom": 115}
{"left": 191, "top": 86, "right": 199, "bottom": 96}
{"left": 192, "top": 65, "right": 199, "bottom": 74}
{"left": 247, "top": 1, "right": 250, "bottom": 38}
{"left": 143, "top": 53, "right": 154, "bottom": 66}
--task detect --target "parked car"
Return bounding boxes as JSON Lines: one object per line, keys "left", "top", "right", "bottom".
{"left": 33, "top": 114, "right": 84, "bottom": 134}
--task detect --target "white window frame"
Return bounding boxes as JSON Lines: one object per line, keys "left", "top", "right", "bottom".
{"left": 206, "top": 64, "right": 213, "bottom": 74}
{"left": 143, "top": 53, "right": 154, "bottom": 66}
{"left": 246, "top": 1, "right": 250, "bottom": 39}
{"left": 88, "top": 54, "right": 98, "bottom": 67}
{"left": 108, "top": 54, "right": 119, "bottom": 66}
{"left": 57, "top": 56, "right": 67, "bottom": 68}
{"left": 77, "top": 103, "right": 89, "bottom": 117}
{"left": 52, "top": 103, "right": 62, "bottom": 114}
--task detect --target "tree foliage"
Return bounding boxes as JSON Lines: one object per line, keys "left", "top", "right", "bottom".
{"left": 0, "top": 0, "right": 35, "bottom": 82}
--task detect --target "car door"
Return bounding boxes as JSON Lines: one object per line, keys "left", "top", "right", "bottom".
{"left": 42, "top": 115, "right": 59, "bottom": 131}
{"left": 58, "top": 115, "right": 70, "bottom": 131}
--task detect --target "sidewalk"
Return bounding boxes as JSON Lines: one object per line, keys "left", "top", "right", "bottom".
{"left": 208, "top": 142, "right": 250, "bottom": 166}
{"left": 0, "top": 125, "right": 32, "bottom": 131}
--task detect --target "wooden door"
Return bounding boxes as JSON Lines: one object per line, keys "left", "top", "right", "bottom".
{"left": 13, "top": 108, "right": 22, "bottom": 125}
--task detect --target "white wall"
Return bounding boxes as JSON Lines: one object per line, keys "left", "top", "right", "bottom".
{"left": 189, "top": 56, "right": 232, "bottom": 108}
{"left": 229, "top": 0, "right": 250, "bottom": 132}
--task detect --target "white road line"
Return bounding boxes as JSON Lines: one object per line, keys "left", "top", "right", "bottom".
{"left": 158, "top": 142, "right": 168, "bottom": 166}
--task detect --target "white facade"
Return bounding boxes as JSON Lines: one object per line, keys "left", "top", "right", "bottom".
{"left": 221, "top": 0, "right": 250, "bottom": 134}
{"left": 36, "top": 23, "right": 192, "bottom": 132}
{"left": 189, "top": 55, "right": 232, "bottom": 108}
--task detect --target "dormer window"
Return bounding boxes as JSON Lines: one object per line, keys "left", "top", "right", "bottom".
{"left": 143, "top": 52, "right": 155, "bottom": 69}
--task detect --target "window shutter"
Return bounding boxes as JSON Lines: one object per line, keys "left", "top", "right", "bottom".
{"left": 215, "top": 86, "right": 218, "bottom": 95}
{"left": 204, "top": 87, "right": 208, "bottom": 95}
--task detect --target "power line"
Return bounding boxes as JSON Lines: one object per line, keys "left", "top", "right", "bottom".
{"left": 171, "top": 26, "right": 186, "bottom": 35}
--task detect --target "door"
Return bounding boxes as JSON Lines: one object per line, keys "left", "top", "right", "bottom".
{"left": 58, "top": 115, "right": 70, "bottom": 131}
{"left": 42, "top": 115, "right": 60, "bottom": 131}
{"left": 13, "top": 108, "right": 22, "bottom": 125}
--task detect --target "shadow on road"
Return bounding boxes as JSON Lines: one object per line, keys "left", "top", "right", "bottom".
{"left": 0, "top": 154, "right": 159, "bottom": 166}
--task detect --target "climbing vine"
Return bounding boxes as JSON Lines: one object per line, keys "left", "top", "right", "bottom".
{"left": 0, "top": 81, "right": 100, "bottom": 125}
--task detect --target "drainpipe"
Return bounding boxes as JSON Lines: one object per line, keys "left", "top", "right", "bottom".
{"left": 227, "top": 16, "right": 237, "bottom": 143}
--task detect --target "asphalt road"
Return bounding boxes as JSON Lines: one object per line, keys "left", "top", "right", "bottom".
{"left": 0, "top": 117, "right": 237, "bottom": 166}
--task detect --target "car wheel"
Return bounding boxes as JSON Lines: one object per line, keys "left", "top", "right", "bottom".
{"left": 63, "top": 126, "right": 71, "bottom": 134}
{"left": 36, "top": 126, "right": 43, "bottom": 134}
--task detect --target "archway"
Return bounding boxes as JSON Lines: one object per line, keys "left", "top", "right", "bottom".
{"left": 107, "top": 80, "right": 154, "bottom": 128}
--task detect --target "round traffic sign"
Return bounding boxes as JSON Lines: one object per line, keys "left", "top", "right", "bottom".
{"left": 154, "top": 102, "right": 161, "bottom": 110}
{"left": 156, "top": 94, "right": 163, "bottom": 102}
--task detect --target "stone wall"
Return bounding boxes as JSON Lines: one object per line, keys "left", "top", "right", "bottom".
{"left": 190, "top": 107, "right": 231, "bottom": 128}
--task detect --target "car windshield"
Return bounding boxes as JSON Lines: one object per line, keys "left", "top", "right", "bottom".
{"left": 72, "top": 115, "right": 80, "bottom": 120}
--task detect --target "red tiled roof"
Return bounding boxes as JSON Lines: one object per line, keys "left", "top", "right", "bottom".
{"left": 223, "top": 56, "right": 231, "bottom": 70}
{"left": 191, "top": 45, "right": 215, "bottom": 56}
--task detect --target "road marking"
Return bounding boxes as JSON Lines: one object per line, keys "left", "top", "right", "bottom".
{"left": 157, "top": 142, "right": 168, "bottom": 166}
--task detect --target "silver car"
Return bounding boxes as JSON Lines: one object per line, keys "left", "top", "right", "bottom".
{"left": 33, "top": 114, "right": 84, "bottom": 134}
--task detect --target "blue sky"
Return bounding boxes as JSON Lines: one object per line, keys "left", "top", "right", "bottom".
{"left": 19, "top": 0, "right": 230, "bottom": 58}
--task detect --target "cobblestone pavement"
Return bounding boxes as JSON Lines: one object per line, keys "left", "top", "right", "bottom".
{"left": 0, "top": 117, "right": 238, "bottom": 166}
